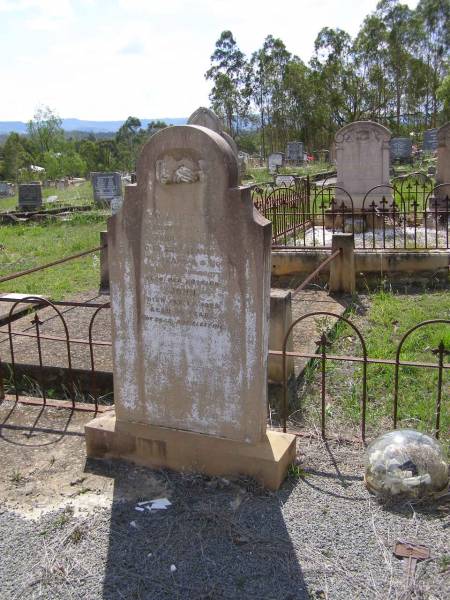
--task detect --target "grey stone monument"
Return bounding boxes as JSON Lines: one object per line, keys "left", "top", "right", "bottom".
{"left": 286, "top": 141, "right": 304, "bottom": 164}
{"left": 91, "top": 172, "right": 123, "bottom": 211}
{"left": 18, "top": 183, "right": 43, "bottom": 210}
{"left": 335, "top": 121, "right": 391, "bottom": 210}
{"left": 423, "top": 129, "right": 438, "bottom": 153}
{"left": 390, "top": 137, "right": 412, "bottom": 162}
{"left": 268, "top": 152, "right": 284, "bottom": 174}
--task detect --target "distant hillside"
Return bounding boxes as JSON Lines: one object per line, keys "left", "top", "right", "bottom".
{"left": 0, "top": 117, "right": 188, "bottom": 135}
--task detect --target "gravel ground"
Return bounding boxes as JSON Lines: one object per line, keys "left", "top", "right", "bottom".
{"left": 0, "top": 411, "right": 449, "bottom": 600}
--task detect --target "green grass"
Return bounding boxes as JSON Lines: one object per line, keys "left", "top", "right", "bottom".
{"left": 244, "top": 161, "right": 333, "bottom": 184}
{"left": 297, "top": 289, "right": 450, "bottom": 447}
{"left": 0, "top": 211, "right": 108, "bottom": 299}
{"left": 0, "top": 180, "right": 95, "bottom": 212}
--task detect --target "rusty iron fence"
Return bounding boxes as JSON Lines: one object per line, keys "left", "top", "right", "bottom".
{"left": 0, "top": 295, "right": 112, "bottom": 412}
{"left": 253, "top": 173, "right": 450, "bottom": 250}
{"left": 271, "top": 313, "right": 449, "bottom": 443}
{"left": 0, "top": 244, "right": 111, "bottom": 413}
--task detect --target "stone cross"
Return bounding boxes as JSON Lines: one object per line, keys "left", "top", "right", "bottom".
{"left": 335, "top": 121, "right": 391, "bottom": 210}
{"left": 85, "top": 124, "right": 296, "bottom": 488}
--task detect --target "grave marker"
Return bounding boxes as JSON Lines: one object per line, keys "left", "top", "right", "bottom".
{"left": 85, "top": 124, "right": 295, "bottom": 489}
{"left": 390, "top": 137, "right": 412, "bottom": 162}
{"left": 268, "top": 152, "right": 284, "bottom": 174}
{"left": 431, "top": 122, "right": 450, "bottom": 208}
{"left": 286, "top": 141, "right": 304, "bottom": 164}
{"left": 275, "top": 175, "right": 295, "bottom": 187}
{"left": 91, "top": 172, "right": 123, "bottom": 211}
{"left": 423, "top": 128, "right": 438, "bottom": 153}
{"left": 335, "top": 121, "right": 391, "bottom": 210}
{"left": 18, "top": 183, "right": 42, "bottom": 210}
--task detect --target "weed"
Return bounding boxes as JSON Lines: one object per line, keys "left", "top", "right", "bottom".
{"left": 439, "top": 554, "right": 450, "bottom": 573}
{"left": 10, "top": 470, "right": 24, "bottom": 484}
{"left": 288, "top": 464, "right": 308, "bottom": 479}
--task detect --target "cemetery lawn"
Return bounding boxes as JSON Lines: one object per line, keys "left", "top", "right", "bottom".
{"left": 0, "top": 212, "right": 108, "bottom": 299}
{"left": 0, "top": 180, "right": 94, "bottom": 212}
{"left": 296, "top": 288, "right": 450, "bottom": 447}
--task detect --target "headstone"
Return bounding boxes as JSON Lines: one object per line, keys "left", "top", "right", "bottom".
{"left": 268, "top": 152, "right": 284, "bottom": 174}
{"left": 187, "top": 107, "right": 241, "bottom": 180}
{"left": 286, "top": 141, "right": 304, "bottom": 164}
{"left": 390, "top": 137, "right": 412, "bottom": 162}
{"left": 0, "top": 182, "right": 10, "bottom": 198}
{"left": 423, "top": 128, "right": 438, "bottom": 153}
{"left": 85, "top": 124, "right": 295, "bottom": 489}
{"left": 56, "top": 179, "right": 65, "bottom": 190}
{"left": 335, "top": 121, "right": 391, "bottom": 210}
{"left": 91, "top": 172, "right": 123, "bottom": 211}
{"left": 430, "top": 122, "right": 450, "bottom": 207}
{"left": 18, "top": 183, "right": 42, "bottom": 211}
{"left": 275, "top": 175, "right": 295, "bottom": 187}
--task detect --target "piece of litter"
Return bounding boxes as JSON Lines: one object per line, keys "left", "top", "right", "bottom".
{"left": 130, "top": 521, "right": 137, "bottom": 528}
{"left": 137, "top": 500, "right": 153, "bottom": 506}
{"left": 151, "top": 498, "right": 172, "bottom": 510}
{"left": 135, "top": 507, "right": 145, "bottom": 512}
{"left": 170, "top": 565, "right": 177, "bottom": 573}
{"left": 147, "top": 553, "right": 152, "bottom": 558}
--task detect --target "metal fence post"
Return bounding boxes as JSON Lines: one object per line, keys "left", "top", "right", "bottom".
{"left": 99, "top": 230, "right": 109, "bottom": 294}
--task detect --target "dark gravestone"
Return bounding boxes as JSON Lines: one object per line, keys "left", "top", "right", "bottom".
{"left": 423, "top": 129, "right": 438, "bottom": 153}
{"left": 0, "top": 182, "right": 10, "bottom": 198}
{"left": 286, "top": 141, "right": 304, "bottom": 164}
{"left": 18, "top": 183, "right": 42, "bottom": 210}
{"left": 390, "top": 137, "right": 412, "bottom": 162}
{"left": 91, "top": 172, "right": 123, "bottom": 212}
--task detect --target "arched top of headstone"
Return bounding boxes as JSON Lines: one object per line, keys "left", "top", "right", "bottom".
{"left": 135, "top": 125, "right": 238, "bottom": 192}
{"left": 187, "top": 107, "right": 222, "bottom": 133}
{"left": 437, "top": 122, "right": 450, "bottom": 145}
{"left": 335, "top": 121, "right": 391, "bottom": 144}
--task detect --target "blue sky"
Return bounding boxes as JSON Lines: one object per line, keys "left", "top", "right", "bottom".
{"left": 0, "top": 0, "right": 418, "bottom": 121}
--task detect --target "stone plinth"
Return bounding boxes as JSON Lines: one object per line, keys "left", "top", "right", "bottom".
{"left": 335, "top": 121, "right": 391, "bottom": 211}
{"left": 86, "top": 124, "right": 295, "bottom": 488}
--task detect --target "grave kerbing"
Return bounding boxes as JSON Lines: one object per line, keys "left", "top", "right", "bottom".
{"left": 85, "top": 124, "right": 296, "bottom": 489}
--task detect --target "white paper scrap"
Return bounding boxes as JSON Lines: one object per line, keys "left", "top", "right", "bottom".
{"left": 135, "top": 506, "right": 145, "bottom": 512}
{"left": 130, "top": 521, "right": 137, "bottom": 528}
{"left": 170, "top": 565, "right": 177, "bottom": 573}
{"left": 150, "top": 498, "right": 172, "bottom": 510}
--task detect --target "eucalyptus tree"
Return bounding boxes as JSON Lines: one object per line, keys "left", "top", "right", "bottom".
{"left": 205, "top": 31, "right": 249, "bottom": 135}
{"left": 416, "top": 0, "right": 450, "bottom": 126}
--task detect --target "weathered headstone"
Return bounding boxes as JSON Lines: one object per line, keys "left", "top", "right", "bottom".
{"left": 18, "top": 183, "right": 42, "bottom": 210}
{"left": 268, "top": 152, "right": 284, "bottom": 174}
{"left": 91, "top": 172, "right": 123, "bottom": 212}
{"left": 187, "top": 107, "right": 241, "bottom": 180}
{"left": 430, "top": 122, "right": 450, "bottom": 208}
{"left": 85, "top": 125, "right": 295, "bottom": 489}
{"left": 390, "top": 137, "right": 412, "bottom": 162}
{"left": 286, "top": 141, "right": 304, "bottom": 164}
{"left": 423, "top": 128, "right": 438, "bottom": 153}
{"left": 335, "top": 121, "right": 391, "bottom": 210}
{"left": 0, "top": 182, "right": 11, "bottom": 198}
{"left": 275, "top": 175, "right": 295, "bottom": 187}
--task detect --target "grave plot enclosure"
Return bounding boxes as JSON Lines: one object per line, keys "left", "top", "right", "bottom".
{"left": 86, "top": 125, "right": 295, "bottom": 489}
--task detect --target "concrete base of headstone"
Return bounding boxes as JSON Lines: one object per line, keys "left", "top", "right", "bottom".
{"left": 85, "top": 412, "right": 296, "bottom": 491}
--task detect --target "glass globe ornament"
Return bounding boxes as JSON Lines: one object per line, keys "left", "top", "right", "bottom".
{"left": 365, "top": 429, "right": 448, "bottom": 498}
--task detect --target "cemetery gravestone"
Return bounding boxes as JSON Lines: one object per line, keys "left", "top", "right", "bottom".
{"left": 85, "top": 125, "right": 295, "bottom": 489}
{"left": 286, "top": 141, "right": 304, "bottom": 164}
{"left": 91, "top": 172, "right": 123, "bottom": 212}
{"left": 423, "top": 128, "right": 438, "bottom": 153}
{"left": 390, "top": 137, "right": 412, "bottom": 162}
{"left": 18, "top": 183, "right": 42, "bottom": 210}
{"left": 275, "top": 175, "right": 295, "bottom": 187}
{"left": 268, "top": 152, "right": 284, "bottom": 174}
{"left": 431, "top": 122, "right": 450, "bottom": 208}
{"left": 335, "top": 121, "right": 391, "bottom": 210}
{"left": 0, "top": 182, "right": 11, "bottom": 198}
